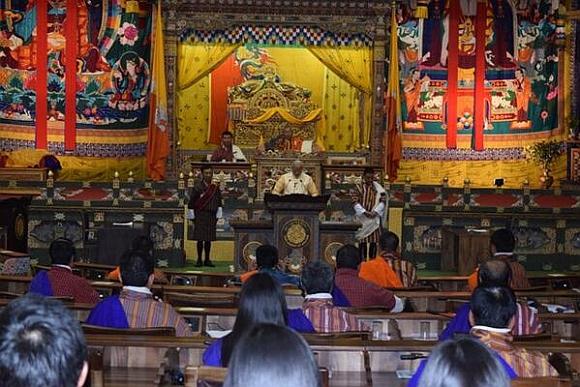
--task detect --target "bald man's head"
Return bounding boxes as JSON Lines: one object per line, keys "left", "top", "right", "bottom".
{"left": 291, "top": 160, "right": 304, "bottom": 177}
{"left": 478, "top": 259, "right": 512, "bottom": 287}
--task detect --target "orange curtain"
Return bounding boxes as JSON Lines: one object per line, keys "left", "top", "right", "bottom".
{"left": 146, "top": 1, "right": 169, "bottom": 181}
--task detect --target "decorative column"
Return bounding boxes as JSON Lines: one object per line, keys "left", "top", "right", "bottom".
{"left": 163, "top": 2, "right": 179, "bottom": 178}
{"left": 370, "top": 11, "right": 388, "bottom": 166}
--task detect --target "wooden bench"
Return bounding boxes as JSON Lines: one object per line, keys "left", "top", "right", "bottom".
{"left": 83, "top": 325, "right": 178, "bottom": 387}
{"left": 184, "top": 366, "right": 331, "bottom": 387}
{"left": 82, "top": 330, "right": 580, "bottom": 377}
{"left": 512, "top": 377, "right": 572, "bottom": 386}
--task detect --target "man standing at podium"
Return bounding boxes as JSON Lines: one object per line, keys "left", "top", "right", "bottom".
{"left": 353, "top": 168, "right": 387, "bottom": 260}
{"left": 271, "top": 159, "right": 319, "bottom": 196}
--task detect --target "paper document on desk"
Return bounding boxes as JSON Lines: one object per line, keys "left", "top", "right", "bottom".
{"left": 112, "top": 222, "right": 133, "bottom": 227}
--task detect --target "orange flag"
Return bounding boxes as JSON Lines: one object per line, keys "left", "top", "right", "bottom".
{"left": 384, "top": 4, "right": 402, "bottom": 181}
{"left": 146, "top": 0, "right": 169, "bottom": 181}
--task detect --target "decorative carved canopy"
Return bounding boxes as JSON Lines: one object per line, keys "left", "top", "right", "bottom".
{"left": 228, "top": 70, "right": 318, "bottom": 147}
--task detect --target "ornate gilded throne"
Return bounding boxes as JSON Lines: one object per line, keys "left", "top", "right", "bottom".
{"left": 227, "top": 69, "right": 320, "bottom": 147}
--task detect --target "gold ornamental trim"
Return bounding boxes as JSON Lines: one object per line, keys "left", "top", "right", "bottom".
{"left": 282, "top": 219, "right": 310, "bottom": 248}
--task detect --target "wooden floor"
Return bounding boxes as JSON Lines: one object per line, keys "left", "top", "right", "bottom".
{"left": 104, "top": 367, "right": 408, "bottom": 386}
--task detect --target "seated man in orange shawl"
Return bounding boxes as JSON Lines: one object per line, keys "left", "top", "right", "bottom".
{"left": 359, "top": 231, "right": 406, "bottom": 288}
{"left": 265, "top": 126, "right": 303, "bottom": 152}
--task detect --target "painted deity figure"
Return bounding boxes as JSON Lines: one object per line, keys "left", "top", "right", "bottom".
{"left": 512, "top": 68, "right": 532, "bottom": 122}
{"left": 109, "top": 52, "right": 150, "bottom": 111}
{"left": 403, "top": 68, "right": 430, "bottom": 123}
{"left": 0, "top": 12, "right": 24, "bottom": 69}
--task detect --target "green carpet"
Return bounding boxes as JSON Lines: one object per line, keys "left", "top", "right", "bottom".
{"left": 164, "top": 260, "right": 234, "bottom": 273}
{"left": 165, "top": 263, "right": 577, "bottom": 277}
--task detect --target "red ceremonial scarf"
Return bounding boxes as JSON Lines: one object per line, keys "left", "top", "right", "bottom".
{"left": 193, "top": 183, "right": 218, "bottom": 211}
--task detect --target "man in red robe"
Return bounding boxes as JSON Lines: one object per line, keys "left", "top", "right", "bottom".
{"left": 210, "top": 131, "right": 246, "bottom": 162}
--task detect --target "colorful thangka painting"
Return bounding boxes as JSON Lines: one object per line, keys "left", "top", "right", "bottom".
{"left": 397, "top": 0, "right": 561, "bottom": 159}
{"left": 0, "top": 0, "right": 152, "bottom": 157}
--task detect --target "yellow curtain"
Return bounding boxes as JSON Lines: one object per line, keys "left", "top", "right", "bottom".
{"left": 321, "top": 67, "right": 361, "bottom": 151}
{"left": 177, "top": 76, "right": 212, "bottom": 150}
{"left": 5, "top": 149, "right": 145, "bottom": 181}
{"left": 308, "top": 46, "right": 373, "bottom": 145}
{"left": 177, "top": 43, "right": 240, "bottom": 91}
{"left": 397, "top": 157, "right": 566, "bottom": 188}
{"left": 246, "top": 107, "right": 322, "bottom": 124}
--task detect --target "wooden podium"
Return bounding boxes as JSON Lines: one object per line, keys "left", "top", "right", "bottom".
{"left": 440, "top": 228, "right": 491, "bottom": 275}
{"left": 265, "top": 193, "right": 328, "bottom": 267}
{"left": 230, "top": 193, "right": 359, "bottom": 273}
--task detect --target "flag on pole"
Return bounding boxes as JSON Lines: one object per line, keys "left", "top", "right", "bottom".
{"left": 384, "top": 4, "right": 402, "bottom": 181}
{"left": 146, "top": 0, "right": 170, "bottom": 181}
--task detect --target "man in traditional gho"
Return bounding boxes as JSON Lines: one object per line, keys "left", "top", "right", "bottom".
{"left": 353, "top": 168, "right": 387, "bottom": 261}
{"left": 210, "top": 131, "right": 246, "bottom": 162}
{"left": 188, "top": 165, "right": 223, "bottom": 267}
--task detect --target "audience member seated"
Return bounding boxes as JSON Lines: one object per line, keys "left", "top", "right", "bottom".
{"left": 224, "top": 324, "right": 321, "bottom": 387}
{"left": 409, "top": 336, "right": 514, "bottom": 387}
{"left": 359, "top": 231, "right": 405, "bottom": 288}
{"left": 441, "top": 260, "right": 541, "bottom": 340}
{"left": 239, "top": 245, "right": 300, "bottom": 286}
{"left": 203, "top": 273, "right": 314, "bottom": 367}
{"left": 106, "top": 236, "right": 168, "bottom": 283}
{"left": 334, "top": 244, "right": 404, "bottom": 311}
{"left": 0, "top": 294, "right": 89, "bottom": 387}
{"left": 301, "top": 260, "right": 362, "bottom": 333}
{"left": 468, "top": 228, "right": 530, "bottom": 290}
{"left": 86, "top": 250, "right": 193, "bottom": 336}
{"left": 210, "top": 131, "right": 247, "bottom": 162}
{"left": 29, "top": 238, "right": 100, "bottom": 304}
{"left": 469, "top": 286, "right": 557, "bottom": 377}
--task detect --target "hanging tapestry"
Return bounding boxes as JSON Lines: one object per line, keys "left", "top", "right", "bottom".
{"left": 397, "top": 0, "right": 561, "bottom": 160}
{"left": 0, "top": 0, "right": 153, "bottom": 158}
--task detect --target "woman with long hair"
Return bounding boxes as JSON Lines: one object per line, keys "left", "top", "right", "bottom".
{"left": 224, "top": 324, "right": 320, "bottom": 387}
{"left": 203, "top": 273, "right": 288, "bottom": 366}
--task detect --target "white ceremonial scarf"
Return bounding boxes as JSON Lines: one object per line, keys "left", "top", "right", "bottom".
{"left": 355, "top": 181, "right": 388, "bottom": 241}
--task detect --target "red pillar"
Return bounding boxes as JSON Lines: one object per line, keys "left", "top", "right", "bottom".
{"left": 446, "top": 0, "right": 460, "bottom": 149}
{"left": 35, "top": 0, "right": 48, "bottom": 149}
{"left": 64, "top": 0, "right": 78, "bottom": 151}
{"left": 473, "top": 0, "right": 487, "bottom": 151}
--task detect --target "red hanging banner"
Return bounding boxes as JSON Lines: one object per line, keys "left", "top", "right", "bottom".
{"left": 446, "top": 0, "right": 460, "bottom": 149}
{"left": 473, "top": 0, "right": 487, "bottom": 151}
{"left": 64, "top": 0, "right": 78, "bottom": 151}
{"left": 36, "top": 0, "right": 48, "bottom": 149}
{"left": 209, "top": 55, "right": 243, "bottom": 145}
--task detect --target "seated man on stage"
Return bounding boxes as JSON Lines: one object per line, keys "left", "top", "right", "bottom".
{"left": 86, "top": 250, "right": 193, "bottom": 337}
{"left": 440, "top": 259, "right": 541, "bottom": 340}
{"left": 29, "top": 238, "right": 100, "bottom": 304}
{"left": 468, "top": 228, "right": 530, "bottom": 291}
{"left": 271, "top": 159, "right": 319, "bottom": 196}
{"left": 262, "top": 126, "right": 315, "bottom": 154}
{"left": 353, "top": 168, "right": 387, "bottom": 260}
{"left": 210, "top": 131, "right": 247, "bottom": 162}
